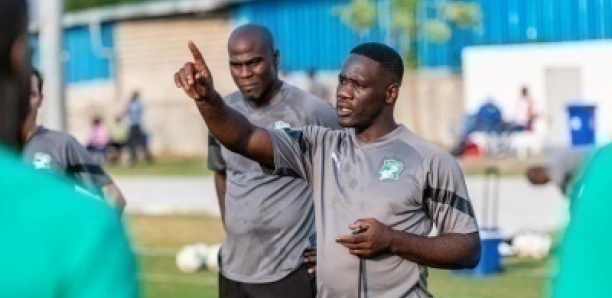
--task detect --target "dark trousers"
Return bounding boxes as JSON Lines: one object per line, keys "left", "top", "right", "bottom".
{"left": 219, "top": 264, "right": 316, "bottom": 298}
{"left": 127, "top": 125, "right": 152, "bottom": 164}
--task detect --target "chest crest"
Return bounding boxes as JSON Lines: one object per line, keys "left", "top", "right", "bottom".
{"left": 378, "top": 159, "right": 404, "bottom": 181}
{"left": 32, "top": 152, "right": 53, "bottom": 170}
{"left": 274, "top": 121, "right": 291, "bottom": 130}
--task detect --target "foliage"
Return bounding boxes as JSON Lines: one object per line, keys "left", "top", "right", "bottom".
{"left": 65, "top": 0, "right": 149, "bottom": 12}
{"left": 335, "top": 0, "right": 482, "bottom": 67}
{"left": 333, "top": 0, "right": 378, "bottom": 32}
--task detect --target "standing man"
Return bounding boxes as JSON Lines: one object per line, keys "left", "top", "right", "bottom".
{"left": 511, "top": 86, "right": 536, "bottom": 131}
{"left": 22, "top": 68, "right": 127, "bottom": 212}
{"left": 175, "top": 42, "right": 480, "bottom": 297}
{"left": 125, "top": 90, "right": 153, "bottom": 165}
{"left": 0, "top": 1, "right": 138, "bottom": 297}
{"left": 207, "top": 24, "right": 338, "bottom": 297}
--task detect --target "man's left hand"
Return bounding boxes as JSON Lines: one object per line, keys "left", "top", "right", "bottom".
{"left": 335, "top": 218, "right": 396, "bottom": 258}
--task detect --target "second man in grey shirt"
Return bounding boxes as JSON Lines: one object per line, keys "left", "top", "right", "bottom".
{"left": 207, "top": 24, "right": 338, "bottom": 297}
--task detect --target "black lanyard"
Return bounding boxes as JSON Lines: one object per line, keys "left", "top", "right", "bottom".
{"left": 358, "top": 257, "right": 365, "bottom": 298}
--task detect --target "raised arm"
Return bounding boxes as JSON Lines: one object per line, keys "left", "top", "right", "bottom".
{"left": 174, "top": 41, "right": 274, "bottom": 169}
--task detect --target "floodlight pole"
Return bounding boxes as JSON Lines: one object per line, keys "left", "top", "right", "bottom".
{"left": 39, "top": 0, "right": 66, "bottom": 131}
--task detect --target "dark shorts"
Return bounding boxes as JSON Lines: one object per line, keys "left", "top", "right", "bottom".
{"left": 219, "top": 264, "right": 316, "bottom": 298}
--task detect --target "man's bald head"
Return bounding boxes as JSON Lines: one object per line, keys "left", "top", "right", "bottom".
{"left": 228, "top": 24, "right": 275, "bottom": 54}
{"left": 227, "top": 24, "right": 281, "bottom": 103}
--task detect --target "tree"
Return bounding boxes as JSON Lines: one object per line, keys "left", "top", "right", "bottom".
{"left": 335, "top": 0, "right": 482, "bottom": 68}
{"left": 65, "top": 0, "right": 146, "bottom": 12}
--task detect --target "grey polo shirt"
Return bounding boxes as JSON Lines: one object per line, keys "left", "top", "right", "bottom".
{"left": 22, "top": 126, "right": 112, "bottom": 198}
{"left": 266, "top": 124, "right": 479, "bottom": 298}
{"left": 208, "top": 82, "right": 339, "bottom": 283}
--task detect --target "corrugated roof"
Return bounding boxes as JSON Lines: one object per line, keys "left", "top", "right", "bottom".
{"left": 30, "top": 0, "right": 256, "bottom": 30}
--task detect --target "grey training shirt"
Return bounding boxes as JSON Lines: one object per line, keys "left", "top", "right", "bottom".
{"left": 266, "top": 124, "right": 479, "bottom": 298}
{"left": 208, "top": 82, "right": 339, "bottom": 283}
{"left": 23, "top": 126, "right": 112, "bottom": 197}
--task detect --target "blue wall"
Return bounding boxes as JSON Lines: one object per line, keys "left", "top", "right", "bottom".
{"left": 235, "top": 0, "right": 393, "bottom": 71}
{"left": 419, "top": 0, "right": 612, "bottom": 70}
{"left": 31, "top": 0, "right": 612, "bottom": 83}
{"left": 31, "top": 22, "right": 115, "bottom": 83}
{"left": 236, "top": 0, "right": 612, "bottom": 71}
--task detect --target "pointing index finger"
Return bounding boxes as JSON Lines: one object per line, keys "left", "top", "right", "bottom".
{"left": 188, "top": 41, "right": 210, "bottom": 76}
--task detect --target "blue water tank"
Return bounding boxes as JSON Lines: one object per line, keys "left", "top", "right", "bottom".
{"left": 567, "top": 104, "right": 596, "bottom": 146}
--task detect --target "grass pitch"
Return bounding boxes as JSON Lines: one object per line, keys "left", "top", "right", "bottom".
{"left": 128, "top": 214, "right": 550, "bottom": 298}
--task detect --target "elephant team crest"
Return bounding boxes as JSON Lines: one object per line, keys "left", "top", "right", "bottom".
{"left": 32, "top": 152, "right": 52, "bottom": 170}
{"left": 274, "top": 121, "right": 291, "bottom": 130}
{"left": 378, "top": 159, "right": 404, "bottom": 181}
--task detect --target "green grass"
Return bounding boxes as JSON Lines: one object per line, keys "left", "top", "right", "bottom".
{"left": 430, "top": 257, "right": 550, "bottom": 298}
{"left": 106, "top": 158, "right": 213, "bottom": 176}
{"left": 138, "top": 253, "right": 218, "bottom": 298}
{"left": 128, "top": 214, "right": 551, "bottom": 298}
{"left": 102, "top": 153, "right": 541, "bottom": 177}
{"left": 128, "top": 214, "right": 223, "bottom": 298}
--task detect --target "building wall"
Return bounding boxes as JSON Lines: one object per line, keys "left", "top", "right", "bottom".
{"left": 420, "top": 0, "right": 612, "bottom": 70}
{"left": 115, "top": 14, "right": 236, "bottom": 156}
{"left": 463, "top": 41, "right": 612, "bottom": 147}
{"left": 234, "top": 0, "right": 394, "bottom": 71}
{"left": 31, "top": 23, "right": 115, "bottom": 83}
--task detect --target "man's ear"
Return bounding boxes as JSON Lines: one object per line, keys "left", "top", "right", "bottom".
{"left": 273, "top": 50, "right": 280, "bottom": 67}
{"left": 385, "top": 83, "right": 400, "bottom": 104}
{"left": 37, "top": 94, "right": 44, "bottom": 109}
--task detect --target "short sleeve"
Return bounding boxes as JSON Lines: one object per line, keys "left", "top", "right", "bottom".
{"left": 64, "top": 137, "right": 112, "bottom": 195}
{"left": 310, "top": 99, "right": 341, "bottom": 129}
{"left": 207, "top": 134, "right": 226, "bottom": 172}
{"left": 423, "top": 153, "right": 479, "bottom": 234}
{"left": 265, "top": 126, "right": 327, "bottom": 182}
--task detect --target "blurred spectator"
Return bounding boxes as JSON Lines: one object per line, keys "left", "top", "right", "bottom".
{"left": 307, "top": 68, "right": 331, "bottom": 105}
{"left": 526, "top": 147, "right": 591, "bottom": 198}
{"left": 86, "top": 116, "right": 110, "bottom": 162}
{"left": 125, "top": 90, "right": 153, "bottom": 165}
{"left": 551, "top": 144, "right": 612, "bottom": 298}
{"left": 108, "top": 115, "right": 129, "bottom": 164}
{"left": 510, "top": 86, "right": 537, "bottom": 132}
{"left": 451, "top": 99, "right": 505, "bottom": 156}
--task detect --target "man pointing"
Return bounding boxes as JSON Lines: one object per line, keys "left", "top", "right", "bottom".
{"left": 175, "top": 41, "right": 480, "bottom": 297}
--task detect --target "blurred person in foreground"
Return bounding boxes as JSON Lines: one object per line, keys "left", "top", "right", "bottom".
{"left": 0, "top": 1, "right": 138, "bottom": 297}
{"left": 175, "top": 41, "right": 480, "bottom": 297}
{"left": 552, "top": 144, "right": 612, "bottom": 298}
{"left": 22, "top": 68, "right": 127, "bottom": 212}
{"left": 207, "top": 24, "right": 338, "bottom": 298}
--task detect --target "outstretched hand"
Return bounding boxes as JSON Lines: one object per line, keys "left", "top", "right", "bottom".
{"left": 336, "top": 218, "right": 396, "bottom": 258}
{"left": 174, "top": 41, "right": 215, "bottom": 101}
